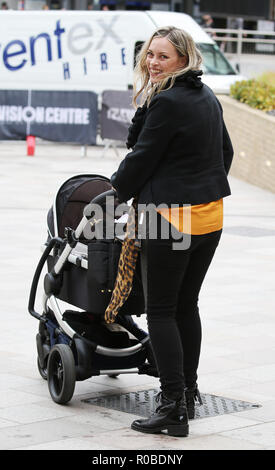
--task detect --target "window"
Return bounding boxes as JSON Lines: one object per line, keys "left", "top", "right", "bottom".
{"left": 134, "top": 41, "right": 144, "bottom": 68}
{"left": 199, "top": 43, "right": 236, "bottom": 75}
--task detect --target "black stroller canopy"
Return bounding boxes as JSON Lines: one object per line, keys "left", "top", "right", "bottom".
{"left": 47, "top": 174, "right": 112, "bottom": 238}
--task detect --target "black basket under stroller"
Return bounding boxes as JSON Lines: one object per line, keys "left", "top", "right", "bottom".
{"left": 28, "top": 174, "right": 157, "bottom": 405}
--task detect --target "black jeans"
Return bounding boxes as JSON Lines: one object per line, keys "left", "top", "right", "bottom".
{"left": 140, "top": 218, "right": 222, "bottom": 400}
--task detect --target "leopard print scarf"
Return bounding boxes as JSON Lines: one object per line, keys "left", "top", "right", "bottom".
{"left": 104, "top": 198, "right": 140, "bottom": 324}
{"left": 104, "top": 105, "right": 147, "bottom": 324}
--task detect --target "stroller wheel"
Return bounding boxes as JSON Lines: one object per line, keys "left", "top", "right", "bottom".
{"left": 47, "top": 344, "right": 76, "bottom": 404}
{"left": 37, "top": 356, "right": 48, "bottom": 380}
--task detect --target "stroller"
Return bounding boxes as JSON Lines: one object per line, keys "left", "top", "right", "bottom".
{"left": 28, "top": 174, "right": 157, "bottom": 405}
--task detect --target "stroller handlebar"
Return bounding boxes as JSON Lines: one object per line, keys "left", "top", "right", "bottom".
{"left": 90, "top": 189, "right": 117, "bottom": 206}
{"left": 96, "top": 336, "right": 149, "bottom": 357}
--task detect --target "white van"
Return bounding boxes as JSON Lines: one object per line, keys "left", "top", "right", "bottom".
{"left": 0, "top": 10, "right": 245, "bottom": 94}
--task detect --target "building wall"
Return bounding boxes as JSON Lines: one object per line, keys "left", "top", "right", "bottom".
{"left": 4, "top": 0, "right": 20, "bottom": 8}
{"left": 200, "top": 0, "right": 271, "bottom": 19}
{"left": 4, "top": 0, "right": 49, "bottom": 8}
{"left": 4, "top": 0, "right": 274, "bottom": 15}
{"left": 4, "top": 0, "right": 175, "bottom": 9}
{"left": 219, "top": 95, "right": 275, "bottom": 194}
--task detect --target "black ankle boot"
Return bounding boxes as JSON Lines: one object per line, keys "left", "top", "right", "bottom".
{"left": 185, "top": 385, "right": 203, "bottom": 419}
{"left": 131, "top": 392, "right": 189, "bottom": 437}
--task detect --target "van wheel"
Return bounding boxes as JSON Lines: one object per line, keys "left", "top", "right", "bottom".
{"left": 47, "top": 344, "right": 76, "bottom": 404}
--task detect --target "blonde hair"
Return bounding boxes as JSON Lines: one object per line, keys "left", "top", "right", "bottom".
{"left": 133, "top": 26, "right": 202, "bottom": 107}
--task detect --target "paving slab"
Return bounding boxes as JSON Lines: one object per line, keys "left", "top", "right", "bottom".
{"left": 221, "top": 421, "right": 275, "bottom": 448}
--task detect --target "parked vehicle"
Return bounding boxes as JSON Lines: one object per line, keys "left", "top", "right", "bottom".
{"left": 0, "top": 10, "right": 245, "bottom": 94}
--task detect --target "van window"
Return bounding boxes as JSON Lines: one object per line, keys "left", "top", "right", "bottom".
{"left": 198, "top": 44, "right": 236, "bottom": 75}
{"left": 134, "top": 41, "right": 144, "bottom": 68}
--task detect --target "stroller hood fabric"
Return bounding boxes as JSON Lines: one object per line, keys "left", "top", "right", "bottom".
{"left": 47, "top": 174, "right": 111, "bottom": 238}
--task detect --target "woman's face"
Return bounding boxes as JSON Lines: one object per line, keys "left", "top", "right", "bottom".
{"left": 146, "top": 37, "right": 186, "bottom": 84}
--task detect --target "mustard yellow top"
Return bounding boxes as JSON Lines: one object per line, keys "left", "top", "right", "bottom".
{"left": 157, "top": 199, "right": 223, "bottom": 235}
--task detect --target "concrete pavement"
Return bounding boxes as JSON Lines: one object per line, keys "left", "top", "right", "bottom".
{"left": 0, "top": 140, "right": 275, "bottom": 450}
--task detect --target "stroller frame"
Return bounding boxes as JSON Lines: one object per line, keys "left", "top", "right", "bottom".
{"left": 28, "top": 174, "right": 153, "bottom": 405}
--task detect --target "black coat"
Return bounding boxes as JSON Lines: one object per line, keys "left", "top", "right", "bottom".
{"left": 111, "top": 72, "right": 233, "bottom": 206}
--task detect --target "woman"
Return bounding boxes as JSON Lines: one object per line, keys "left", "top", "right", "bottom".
{"left": 110, "top": 26, "right": 233, "bottom": 437}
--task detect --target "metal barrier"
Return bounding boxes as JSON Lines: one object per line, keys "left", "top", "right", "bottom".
{"left": 204, "top": 28, "right": 275, "bottom": 64}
